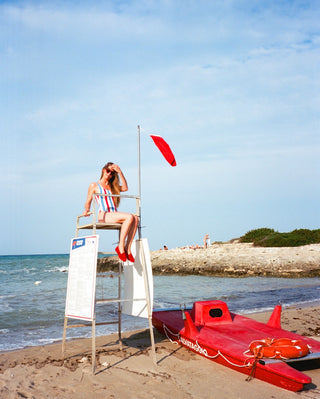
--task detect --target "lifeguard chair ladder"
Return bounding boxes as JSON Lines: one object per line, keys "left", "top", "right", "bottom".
{"left": 62, "top": 192, "right": 156, "bottom": 373}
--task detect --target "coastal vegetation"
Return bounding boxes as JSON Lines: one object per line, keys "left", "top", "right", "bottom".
{"left": 240, "top": 228, "right": 320, "bottom": 247}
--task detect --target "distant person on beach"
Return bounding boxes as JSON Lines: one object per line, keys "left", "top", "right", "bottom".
{"left": 83, "top": 162, "right": 139, "bottom": 263}
{"left": 204, "top": 234, "right": 210, "bottom": 248}
{"left": 164, "top": 245, "right": 168, "bottom": 250}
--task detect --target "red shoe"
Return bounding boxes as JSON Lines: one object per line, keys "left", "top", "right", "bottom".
{"left": 125, "top": 251, "right": 135, "bottom": 263}
{"left": 115, "top": 246, "right": 127, "bottom": 262}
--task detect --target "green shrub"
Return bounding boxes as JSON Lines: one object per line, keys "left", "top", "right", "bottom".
{"left": 240, "top": 228, "right": 275, "bottom": 243}
{"left": 240, "top": 228, "right": 320, "bottom": 247}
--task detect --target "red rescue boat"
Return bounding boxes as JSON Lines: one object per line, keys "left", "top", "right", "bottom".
{"left": 152, "top": 300, "right": 320, "bottom": 392}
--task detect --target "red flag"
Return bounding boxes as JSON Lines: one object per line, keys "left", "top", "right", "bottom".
{"left": 150, "top": 135, "right": 176, "bottom": 166}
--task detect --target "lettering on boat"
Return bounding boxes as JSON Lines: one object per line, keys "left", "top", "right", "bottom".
{"left": 180, "top": 337, "right": 209, "bottom": 357}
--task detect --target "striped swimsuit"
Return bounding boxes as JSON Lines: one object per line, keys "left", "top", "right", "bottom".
{"left": 95, "top": 183, "right": 117, "bottom": 217}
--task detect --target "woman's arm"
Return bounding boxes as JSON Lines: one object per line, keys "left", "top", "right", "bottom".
{"left": 82, "top": 182, "right": 97, "bottom": 216}
{"left": 112, "top": 164, "right": 128, "bottom": 192}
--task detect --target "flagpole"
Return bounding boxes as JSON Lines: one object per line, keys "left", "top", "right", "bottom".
{"left": 137, "top": 124, "right": 157, "bottom": 365}
{"left": 137, "top": 125, "right": 142, "bottom": 239}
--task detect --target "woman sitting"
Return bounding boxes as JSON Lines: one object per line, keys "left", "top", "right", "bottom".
{"left": 83, "top": 162, "right": 139, "bottom": 262}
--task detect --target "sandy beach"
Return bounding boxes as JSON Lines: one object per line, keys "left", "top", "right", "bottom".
{"left": 1, "top": 243, "right": 320, "bottom": 398}
{"left": 1, "top": 305, "right": 320, "bottom": 399}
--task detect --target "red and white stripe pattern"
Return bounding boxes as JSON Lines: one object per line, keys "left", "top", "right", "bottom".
{"left": 95, "top": 183, "right": 117, "bottom": 213}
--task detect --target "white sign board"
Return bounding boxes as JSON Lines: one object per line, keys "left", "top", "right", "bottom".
{"left": 65, "top": 235, "right": 99, "bottom": 321}
{"left": 122, "top": 238, "right": 153, "bottom": 318}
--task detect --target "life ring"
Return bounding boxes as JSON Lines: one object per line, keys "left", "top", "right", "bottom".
{"left": 249, "top": 338, "right": 309, "bottom": 359}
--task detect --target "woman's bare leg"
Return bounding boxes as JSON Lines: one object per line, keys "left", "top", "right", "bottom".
{"left": 124, "top": 215, "right": 139, "bottom": 254}
{"left": 103, "top": 212, "right": 138, "bottom": 253}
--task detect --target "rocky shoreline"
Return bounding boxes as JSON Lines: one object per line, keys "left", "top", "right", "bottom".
{"left": 97, "top": 242, "right": 320, "bottom": 277}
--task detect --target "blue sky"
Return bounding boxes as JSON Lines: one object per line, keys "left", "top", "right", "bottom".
{"left": 1, "top": 0, "right": 319, "bottom": 255}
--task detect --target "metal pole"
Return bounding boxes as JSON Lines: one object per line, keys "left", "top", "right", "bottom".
{"left": 62, "top": 316, "right": 68, "bottom": 357}
{"left": 137, "top": 125, "right": 142, "bottom": 240}
{"left": 118, "top": 258, "right": 123, "bottom": 348}
{"left": 92, "top": 314, "right": 96, "bottom": 374}
{"left": 139, "top": 240, "right": 157, "bottom": 365}
{"left": 137, "top": 125, "right": 156, "bottom": 365}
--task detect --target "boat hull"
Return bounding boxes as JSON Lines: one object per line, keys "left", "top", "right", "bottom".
{"left": 152, "top": 301, "right": 320, "bottom": 392}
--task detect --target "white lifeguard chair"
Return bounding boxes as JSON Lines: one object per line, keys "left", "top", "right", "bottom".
{"left": 62, "top": 126, "right": 156, "bottom": 373}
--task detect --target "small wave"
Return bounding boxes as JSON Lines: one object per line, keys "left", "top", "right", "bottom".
{"left": 0, "top": 305, "right": 13, "bottom": 313}
{"left": 0, "top": 293, "right": 28, "bottom": 300}
{"left": 0, "top": 267, "right": 39, "bottom": 276}
{"left": 0, "top": 336, "right": 62, "bottom": 352}
{"left": 38, "top": 338, "right": 58, "bottom": 345}
{"left": 23, "top": 268, "right": 37, "bottom": 274}
{"left": 283, "top": 298, "right": 320, "bottom": 308}
{"left": 45, "top": 266, "right": 68, "bottom": 273}
{"left": 237, "top": 298, "right": 320, "bottom": 315}
{"left": 238, "top": 306, "right": 275, "bottom": 315}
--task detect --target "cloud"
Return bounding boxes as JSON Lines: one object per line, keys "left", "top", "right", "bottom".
{"left": 1, "top": 3, "right": 165, "bottom": 41}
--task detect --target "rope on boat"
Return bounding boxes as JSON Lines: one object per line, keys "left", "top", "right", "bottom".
{"left": 210, "top": 349, "right": 252, "bottom": 369}
{"left": 192, "top": 340, "right": 251, "bottom": 369}
{"left": 244, "top": 348, "right": 281, "bottom": 360}
{"left": 246, "top": 358, "right": 260, "bottom": 382}
{"left": 163, "top": 324, "right": 252, "bottom": 369}
{"left": 163, "top": 324, "right": 180, "bottom": 345}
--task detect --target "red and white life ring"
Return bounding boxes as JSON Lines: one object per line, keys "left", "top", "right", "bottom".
{"left": 249, "top": 338, "right": 309, "bottom": 359}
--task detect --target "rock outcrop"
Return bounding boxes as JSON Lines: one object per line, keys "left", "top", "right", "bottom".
{"left": 97, "top": 242, "right": 320, "bottom": 277}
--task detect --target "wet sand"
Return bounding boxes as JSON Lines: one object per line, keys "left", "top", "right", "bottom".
{"left": 1, "top": 305, "right": 320, "bottom": 399}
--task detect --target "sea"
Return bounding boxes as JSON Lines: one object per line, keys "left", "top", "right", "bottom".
{"left": 1, "top": 253, "right": 320, "bottom": 353}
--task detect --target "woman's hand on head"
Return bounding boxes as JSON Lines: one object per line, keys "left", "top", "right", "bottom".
{"left": 111, "top": 164, "right": 121, "bottom": 173}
